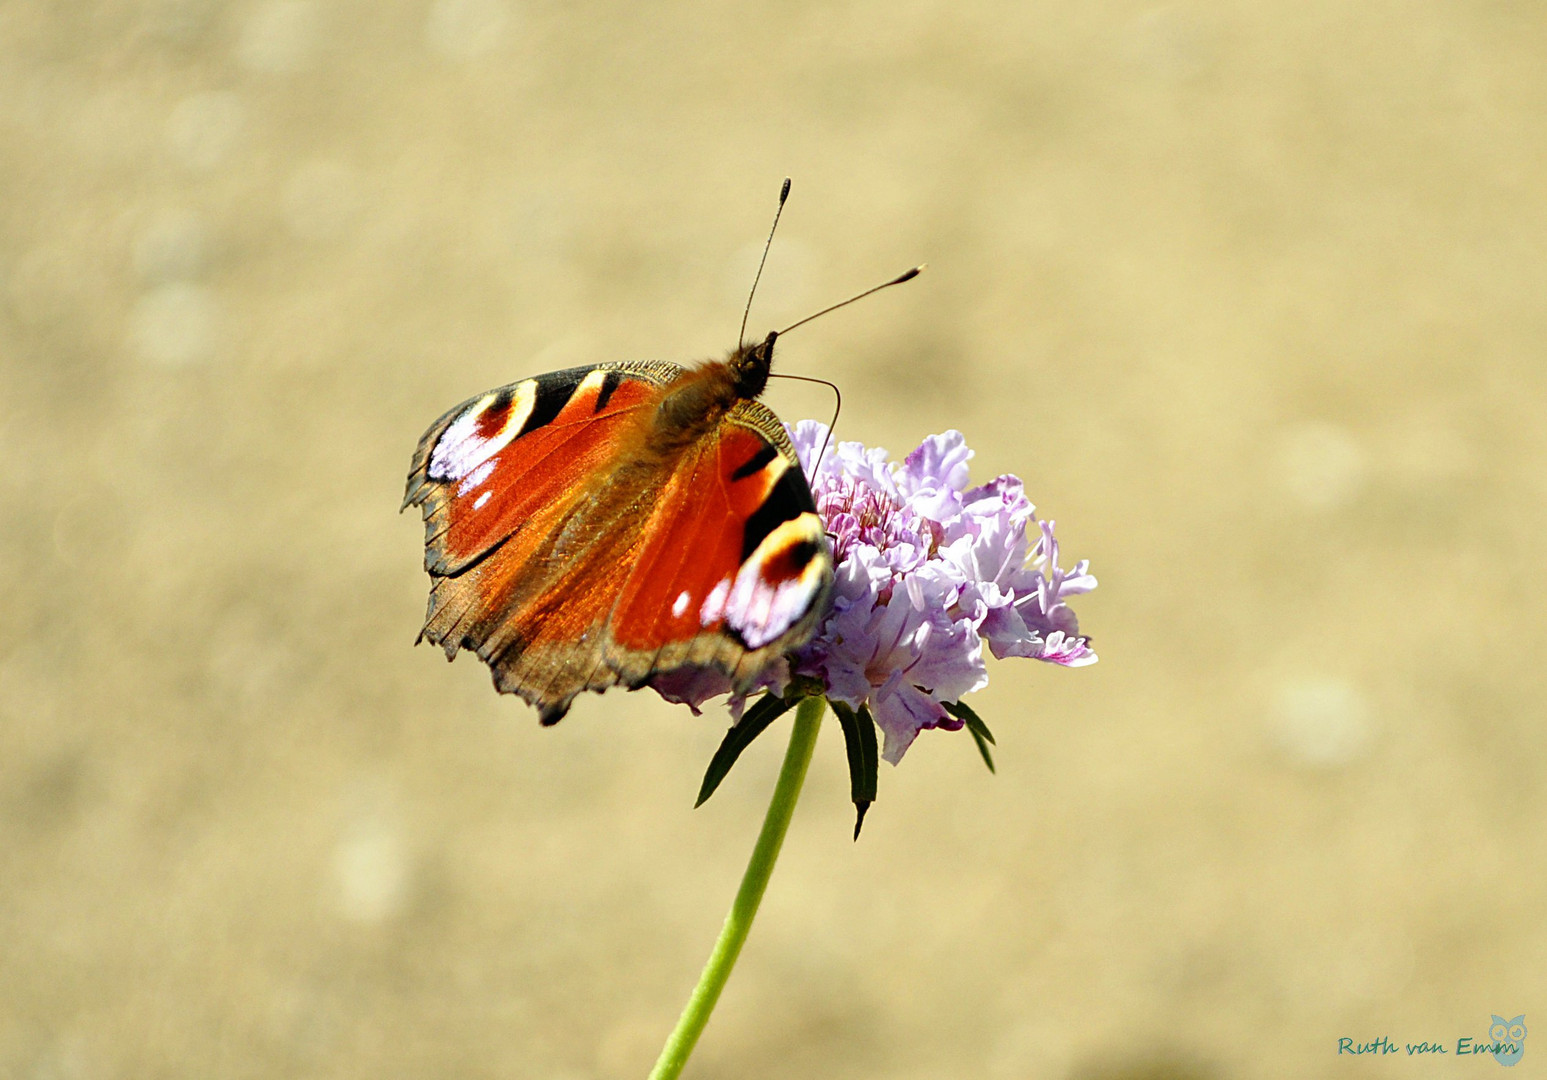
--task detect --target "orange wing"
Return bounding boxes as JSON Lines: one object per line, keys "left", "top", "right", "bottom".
{"left": 403, "top": 362, "right": 671, "bottom": 575}
{"left": 405, "top": 364, "right": 832, "bottom": 723}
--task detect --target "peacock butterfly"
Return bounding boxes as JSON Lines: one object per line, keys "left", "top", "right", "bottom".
{"left": 403, "top": 182, "right": 918, "bottom": 725}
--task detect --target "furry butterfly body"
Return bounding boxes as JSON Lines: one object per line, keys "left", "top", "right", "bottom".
{"left": 403, "top": 332, "right": 833, "bottom": 724}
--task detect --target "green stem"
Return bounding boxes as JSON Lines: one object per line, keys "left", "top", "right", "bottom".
{"left": 648, "top": 694, "right": 826, "bottom": 1080}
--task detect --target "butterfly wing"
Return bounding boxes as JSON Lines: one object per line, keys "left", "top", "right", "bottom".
{"left": 403, "top": 361, "right": 678, "bottom": 576}
{"left": 405, "top": 365, "right": 833, "bottom": 723}
{"left": 609, "top": 403, "right": 830, "bottom": 660}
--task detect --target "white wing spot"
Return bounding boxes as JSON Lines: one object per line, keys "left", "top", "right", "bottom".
{"left": 671, "top": 590, "right": 691, "bottom": 618}
{"left": 473, "top": 490, "right": 492, "bottom": 510}
{"left": 700, "top": 579, "right": 732, "bottom": 626}
{"left": 457, "top": 458, "right": 496, "bottom": 495}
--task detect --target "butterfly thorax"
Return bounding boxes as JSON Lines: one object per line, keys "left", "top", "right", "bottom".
{"left": 726, "top": 331, "right": 777, "bottom": 399}
{"left": 650, "top": 332, "right": 777, "bottom": 452}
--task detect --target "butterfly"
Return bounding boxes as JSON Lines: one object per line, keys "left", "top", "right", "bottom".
{"left": 404, "top": 181, "right": 921, "bottom": 725}
{"left": 402, "top": 331, "right": 835, "bottom": 725}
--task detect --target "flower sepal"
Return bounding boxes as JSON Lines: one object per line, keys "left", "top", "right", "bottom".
{"left": 829, "top": 700, "right": 880, "bottom": 839}
{"left": 694, "top": 677, "right": 826, "bottom": 809}
{"left": 692, "top": 677, "right": 887, "bottom": 840}
{"left": 941, "top": 699, "right": 997, "bottom": 773}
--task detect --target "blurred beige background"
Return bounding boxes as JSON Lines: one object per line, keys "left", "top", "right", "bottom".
{"left": 3, "top": 1, "right": 1544, "bottom": 1077}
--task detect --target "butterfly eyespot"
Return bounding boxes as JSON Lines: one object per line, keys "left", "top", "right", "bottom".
{"left": 769, "top": 537, "right": 818, "bottom": 578}
{"left": 695, "top": 514, "right": 828, "bottom": 649}
{"left": 429, "top": 382, "right": 537, "bottom": 482}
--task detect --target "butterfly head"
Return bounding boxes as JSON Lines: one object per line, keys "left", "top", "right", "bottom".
{"left": 728, "top": 330, "right": 778, "bottom": 401}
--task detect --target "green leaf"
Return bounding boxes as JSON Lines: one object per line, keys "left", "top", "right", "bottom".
{"left": 694, "top": 693, "right": 797, "bottom": 808}
{"left": 831, "top": 700, "right": 879, "bottom": 838}
{"left": 967, "top": 727, "right": 995, "bottom": 773}
{"left": 942, "top": 699, "right": 996, "bottom": 774}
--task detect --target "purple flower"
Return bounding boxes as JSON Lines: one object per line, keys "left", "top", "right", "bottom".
{"left": 647, "top": 422, "right": 1097, "bottom": 765}
{"left": 789, "top": 422, "right": 1096, "bottom": 763}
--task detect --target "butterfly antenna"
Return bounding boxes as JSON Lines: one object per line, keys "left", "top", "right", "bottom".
{"left": 768, "top": 263, "right": 924, "bottom": 475}
{"left": 778, "top": 264, "right": 925, "bottom": 336}
{"left": 767, "top": 372, "right": 842, "bottom": 476}
{"left": 739, "top": 177, "right": 792, "bottom": 347}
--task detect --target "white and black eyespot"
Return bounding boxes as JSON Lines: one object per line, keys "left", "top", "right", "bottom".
{"left": 428, "top": 368, "right": 619, "bottom": 486}
{"left": 428, "top": 380, "right": 537, "bottom": 483}
{"left": 698, "top": 511, "right": 829, "bottom": 649}
{"left": 749, "top": 513, "right": 826, "bottom": 586}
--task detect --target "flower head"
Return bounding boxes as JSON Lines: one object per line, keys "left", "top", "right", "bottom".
{"left": 788, "top": 421, "right": 1096, "bottom": 762}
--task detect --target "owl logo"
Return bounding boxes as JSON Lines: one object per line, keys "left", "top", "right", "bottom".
{"left": 1488, "top": 1014, "right": 1526, "bottom": 1066}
